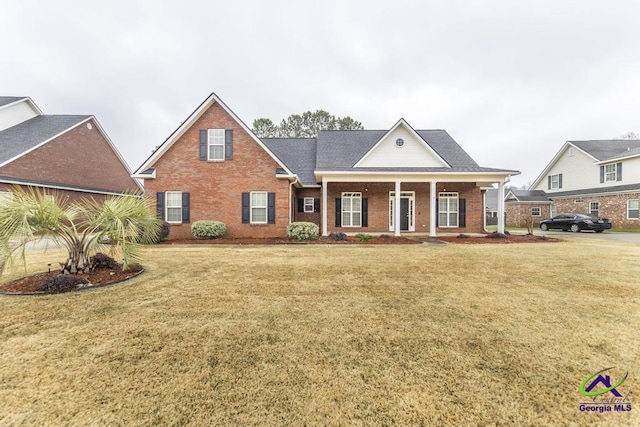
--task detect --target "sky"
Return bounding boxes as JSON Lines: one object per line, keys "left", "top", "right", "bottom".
{"left": 2, "top": 0, "right": 639, "bottom": 188}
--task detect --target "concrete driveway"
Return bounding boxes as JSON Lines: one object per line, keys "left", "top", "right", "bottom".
{"left": 536, "top": 230, "right": 640, "bottom": 243}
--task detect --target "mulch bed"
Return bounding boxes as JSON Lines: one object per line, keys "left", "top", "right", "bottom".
{"left": 158, "top": 235, "right": 421, "bottom": 245}
{"left": 427, "top": 234, "right": 560, "bottom": 244}
{"left": 0, "top": 265, "right": 143, "bottom": 296}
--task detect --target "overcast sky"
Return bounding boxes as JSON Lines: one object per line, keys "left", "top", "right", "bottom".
{"left": 2, "top": 0, "right": 639, "bottom": 187}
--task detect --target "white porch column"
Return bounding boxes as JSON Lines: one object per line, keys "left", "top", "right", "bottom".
{"left": 430, "top": 181, "right": 437, "bottom": 237}
{"left": 394, "top": 181, "right": 401, "bottom": 236}
{"left": 497, "top": 180, "right": 505, "bottom": 234}
{"left": 322, "top": 178, "right": 328, "bottom": 236}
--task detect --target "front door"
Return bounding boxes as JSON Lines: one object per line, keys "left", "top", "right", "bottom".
{"left": 400, "top": 198, "right": 409, "bottom": 231}
{"left": 389, "top": 191, "right": 415, "bottom": 232}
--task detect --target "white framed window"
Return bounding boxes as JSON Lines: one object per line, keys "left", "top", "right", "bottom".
{"left": 531, "top": 207, "right": 541, "bottom": 217}
{"left": 628, "top": 199, "right": 639, "bottom": 220}
{"left": 589, "top": 202, "right": 599, "bottom": 217}
{"left": 208, "top": 129, "right": 225, "bottom": 161}
{"left": 550, "top": 174, "right": 561, "bottom": 189}
{"left": 303, "top": 197, "right": 314, "bottom": 213}
{"left": 251, "top": 191, "right": 268, "bottom": 224}
{"left": 166, "top": 191, "right": 183, "bottom": 223}
{"left": 551, "top": 204, "right": 557, "bottom": 217}
{"left": 341, "top": 192, "right": 362, "bottom": 227}
{"left": 438, "top": 192, "right": 458, "bottom": 227}
{"left": 604, "top": 163, "right": 617, "bottom": 182}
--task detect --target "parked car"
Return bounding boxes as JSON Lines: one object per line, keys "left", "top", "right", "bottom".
{"left": 539, "top": 213, "right": 612, "bottom": 233}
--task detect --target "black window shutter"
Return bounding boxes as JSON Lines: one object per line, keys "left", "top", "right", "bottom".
{"left": 547, "top": 176, "right": 551, "bottom": 190}
{"left": 335, "top": 198, "right": 341, "bottom": 227}
{"left": 156, "top": 192, "right": 165, "bottom": 220}
{"left": 600, "top": 165, "right": 605, "bottom": 183}
{"left": 242, "top": 193, "right": 250, "bottom": 223}
{"left": 297, "top": 198, "right": 304, "bottom": 213}
{"left": 617, "top": 162, "right": 622, "bottom": 181}
{"left": 268, "top": 192, "right": 276, "bottom": 224}
{"left": 435, "top": 199, "right": 439, "bottom": 228}
{"left": 199, "top": 130, "right": 207, "bottom": 160}
{"left": 459, "top": 198, "right": 466, "bottom": 228}
{"left": 314, "top": 198, "right": 320, "bottom": 213}
{"left": 558, "top": 174, "right": 563, "bottom": 189}
{"left": 362, "top": 198, "right": 368, "bottom": 227}
{"left": 181, "top": 192, "right": 190, "bottom": 223}
{"left": 225, "top": 129, "right": 233, "bottom": 160}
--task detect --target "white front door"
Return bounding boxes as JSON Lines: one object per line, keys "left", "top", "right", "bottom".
{"left": 389, "top": 191, "right": 415, "bottom": 232}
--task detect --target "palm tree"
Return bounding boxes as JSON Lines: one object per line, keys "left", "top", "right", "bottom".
{"left": 0, "top": 187, "right": 161, "bottom": 275}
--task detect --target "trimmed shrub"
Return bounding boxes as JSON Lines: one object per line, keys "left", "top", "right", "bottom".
{"left": 356, "top": 233, "right": 374, "bottom": 243}
{"left": 38, "top": 275, "right": 88, "bottom": 294}
{"left": 328, "top": 232, "right": 348, "bottom": 241}
{"left": 286, "top": 222, "right": 320, "bottom": 241}
{"left": 158, "top": 221, "right": 170, "bottom": 242}
{"left": 93, "top": 253, "right": 119, "bottom": 270}
{"left": 191, "top": 220, "right": 226, "bottom": 239}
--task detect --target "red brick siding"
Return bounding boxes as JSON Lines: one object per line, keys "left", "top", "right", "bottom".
{"left": 325, "top": 181, "right": 485, "bottom": 234}
{"left": 145, "top": 102, "right": 291, "bottom": 239}
{"left": 551, "top": 193, "right": 640, "bottom": 229}
{"left": 505, "top": 203, "right": 552, "bottom": 227}
{"left": 0, "top": 118, "right": 139, "bottom": 193}
{"left": 293, "top": 188, "right": 321, "bottom": 226}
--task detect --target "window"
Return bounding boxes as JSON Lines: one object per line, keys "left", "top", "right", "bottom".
{"left": 341, "top": 192, "right": 362, "bottom": 227}
{"left": 589, "top": 202, "right": 599, "bottom": 217}
{"left": 438, "top": 192, "right": 458, "bottom": 227}
{"left": 303, "top": 197, "right": 314, "bottom": 213}
{"left": 550, "top": 174, "right": 561, "bottom": 189}
{"left": 0, "top": 191, "right": 13, "bottom": 207}
{"left": 531, "top": 207, "right": 541, "bottom": 217}
{"left": 251, "top": 191, "right": 268, "bottom": 224}
{"left": 604, "top": 163, "right": 617, "bottom": 182}
{"left": 628, "top": 199, "right": 639, "bottom": 220}
{"left": 551, "top": 204, "right": 557, "bottom": 217}
{"left": 166, "top": 191, "right": 183, "bottom": 223}
{"left": 208, "top": 129, "right": 225, "bottom": 161}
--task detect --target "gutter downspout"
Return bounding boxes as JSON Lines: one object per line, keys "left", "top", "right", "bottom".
{"left": 289, "top": 177, "right": 299, "bottom": 224}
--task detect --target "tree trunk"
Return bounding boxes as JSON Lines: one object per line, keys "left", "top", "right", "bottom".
{"left": 61, "top": 252, "right": 94, "bottom": 275}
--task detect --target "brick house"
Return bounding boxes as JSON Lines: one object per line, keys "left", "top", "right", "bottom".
{"left": 504, "top": 190, "right": 553, "bottom": 227}
{"left": 0, "top": 96, "right": 141, "bottom": 203}
{"left": 506, "top": 140, "right": 640, "bottom": 229}
{"left": 133, "top": 93, "right": 519, "bottom": 239}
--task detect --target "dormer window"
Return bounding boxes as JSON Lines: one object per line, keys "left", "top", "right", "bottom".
{"left": 604, "top": 163, "right": 617, "bottom": 182}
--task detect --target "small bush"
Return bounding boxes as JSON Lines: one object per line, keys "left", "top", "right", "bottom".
{"left": 379, "top": 234, "right": 392, "bottom": 240}
{"left": 38, "top": 275, "right": 88, "bottom": 294}
{"left": 328, "top": 232, "right": 348, "bottom": 241}
{"left": 457, "top": 234, "right": 471, "bottom": 239}
{"left": 356, "top": 233, "right": 374, "bottom": 243}
{"left": 191, "top": 220, "right": 226, "bottom": 239}
{"left": 158, "top": 221, "right": 170, "bottom": 242}
{"left": 286, "top": 222, "right": 320, "bottom": 241}
{"left": 486, "top": 231, "right": 508, "bottom": 239}
{"left": 93, "top": 253, "right": 119, "bottom": 270}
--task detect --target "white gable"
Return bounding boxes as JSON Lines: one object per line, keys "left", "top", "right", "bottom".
{"left": 356, "top": 121, "right": 448, "bottom": 168}
{"left": 0, "top": 98, "right": 41, "bottom": 132}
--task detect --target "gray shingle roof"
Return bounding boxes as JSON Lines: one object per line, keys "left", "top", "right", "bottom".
{"left": 506, "top": 190, "right": 550, "bottom": 202}
{"left": 0, "top": 97, "right": 26, "bottom": 108}
{"left": 0, "top": 115, "right": 90, "bottom": 165}
{"left": 546, "top": 183, "right": 640, "bottom": 198}
{"left": 261, "top": 138, "right": 318, "bottom": 185}
{"left": 571, "top": 140, "right": 640, "bottom": 162}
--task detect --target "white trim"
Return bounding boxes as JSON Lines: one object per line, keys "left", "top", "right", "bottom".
{"left": 529, "top": 142, "right": 598, "bottom": 190}
{"left": 315, "top": 170, "right": 517, "bottom": 184}
{"left": 0, "top": 97, "right": 43, "bottom": 115}
{"left": 438, "top": 192, "right": 459, "bottom": 228}
{"left": 207, "top": 129, "right": 225, "bottom": 161}
{"left": 341, "top": 192, "right": 362, "bottom": 227}
{"left": 303, "top": 197, "right": 314, "bottom": 213}
{"left": 430, "top": 181, "right": 437, "bottom": 236}
{"left": 165, "top": 191, "right": 183, "bottom": 224}
{"left": 389, "top": 190, "right": 415, "bottom": 232}
{"left": 595, "top": 153, "right": 640, "bottom": 164}
{"left": 133, "top": 92, "right": 293, "bottom": 176}
{"left": 322, "top": 179, "right": 328, "bottom": 236}
{"left": 0, "top": 178, "right": 138, "bottom": 197}
{"left": 354, "top": 118, "right": 450, "bottom": 168}
{"left": 531, "top": 207, "right": 541, "bottom": 217}
{"left": 250, "top": 191, "right": 268, "bottom": 224}
{"left": 627, "top": 199, "right": 639, "bottom": 220}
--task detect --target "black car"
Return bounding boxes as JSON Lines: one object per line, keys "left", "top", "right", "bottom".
{"left": 539, "top": 213, "right": 612, "bottom": 233}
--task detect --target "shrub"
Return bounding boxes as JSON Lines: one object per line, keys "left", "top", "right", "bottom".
{"left": 93, "top": 253, "right": 119, "bottom": 270}
{"left": 328, "top": 232, "right": 348, "bottom": 241}
{"left": 286, "top": 222, "right": 320, "bottom": 241}
{"left": 38, "top": 275, "right": 88, "bottom": 294}
{"left": 379, "top": 234, "right": 392, "bottom": 240}
{"left": 486, "top": 231, "right": 508, "bottom": 239}
{"left": 356, "top": 233, "right": 374, "bottom": 243}
{"left": 191, "top": 220, "right": 226, "bottom": 239}
{"left": 158, "top": 221, "right": 170, "bottom": 242}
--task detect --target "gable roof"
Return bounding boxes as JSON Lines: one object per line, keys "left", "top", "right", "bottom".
{"left": 505, "top": 189, "right": 550, "bottom": 203}
{"left": 0, "top": 96, "right": 28, "bottom": 108}
{"left": 570, "top": 140, "right": 640, "bottom": 163}
{"left": 0, "top": 115, "right": 91, "bottom": 166}
{"left": 134, "top": 92, "right": 293, "bottom": 176}
{"left": 261, "top": 138, "right": 318, "bottom": 186}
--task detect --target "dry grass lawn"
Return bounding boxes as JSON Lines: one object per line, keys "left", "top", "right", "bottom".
{"left": 1, "top": 239, "right": 639, "bottom": 426}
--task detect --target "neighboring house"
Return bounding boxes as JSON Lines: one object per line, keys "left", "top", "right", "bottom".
{"left": 133, "top": 92, "right": 519, "bottom": 239}
{"left": 504, "top": 190, "right": 553, "bottom": 227}
{"left": 0, "top": 96, "right": 141, "bottom": 203}
{"left": 509, "top": 140, "right": 640, "bottom": 229}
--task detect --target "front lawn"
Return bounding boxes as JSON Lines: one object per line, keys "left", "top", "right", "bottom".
{"left": 1, "top": 240, "right": 639, "bottom": 425}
